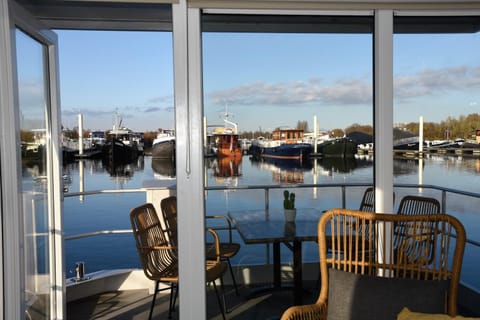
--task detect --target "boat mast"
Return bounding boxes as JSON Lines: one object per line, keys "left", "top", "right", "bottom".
{"left": 220, "top": 104, "right": 238, "bottom": 134}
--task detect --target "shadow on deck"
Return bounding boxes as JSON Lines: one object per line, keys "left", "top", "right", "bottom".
{"left": 67, "top": 282, "right": 319, "bottom": 320}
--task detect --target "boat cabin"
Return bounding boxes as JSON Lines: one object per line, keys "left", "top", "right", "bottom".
{"left": 272, "top": 129, "right": 305, "bottom": 144}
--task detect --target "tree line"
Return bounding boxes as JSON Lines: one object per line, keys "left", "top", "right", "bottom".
{"left": 341, "top": 113, "right": 480, "bottom": 141}
{"left": 24, "top": 113, "right": 476, "bottom": 145}
{"left": 241, "top": 113, "right": 479, "bottom": 141}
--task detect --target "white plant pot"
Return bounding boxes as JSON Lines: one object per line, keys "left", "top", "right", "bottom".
{"left": 284, "top": 208, "right": 297, "bottom": 222}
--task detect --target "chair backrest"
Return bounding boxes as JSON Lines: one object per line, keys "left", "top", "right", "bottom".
{"left": 160, "top": 196, "right": 178, "bottom": 246}
{"left": 397, "top": 195, "right": 441, "bottom": 215}
{"left": 359, "top": 187, "right": 375, "bottom": 212}
{"left": 159, "top": 196, "right": 225, "bottom": 276}
{"left": 358, "top": 187, "right": 396, "bottom": 212}
{"left": 130, "top": 203, "right": 178, "bottom": 281}
{"left": 318, "top": 209, "right": 466, "bottom": 316}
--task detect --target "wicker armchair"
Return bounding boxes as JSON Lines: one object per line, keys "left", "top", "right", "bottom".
{"left": 130, "top": 203, "right": 227, "bottom": 320}
{"left": 161, "top": 196, "right": 241, "bottom": 295}
{"left": 281, "top": 209, "right": 466, "bottom": 320}
{"left": 358, "top": 186, "right": 396, "bottom": 212}
{"left": 358, "top": 187, "right": 375, "bottom": 212}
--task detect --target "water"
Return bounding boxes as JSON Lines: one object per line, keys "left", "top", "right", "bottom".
{"left": 61, "top": 154, "right": 480, "bottom": 289}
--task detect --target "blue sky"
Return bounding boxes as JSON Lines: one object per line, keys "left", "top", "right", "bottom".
{"left": 54, "top": 29, "right": 480, "bottom": 133}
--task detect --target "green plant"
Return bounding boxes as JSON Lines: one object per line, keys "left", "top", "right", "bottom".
{"left": 283, "top": 190, "right": 295, "bottom": 209}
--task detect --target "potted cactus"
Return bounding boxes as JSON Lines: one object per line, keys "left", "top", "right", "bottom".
{"left": 283, "top": 190, "right": 296, "bottom": 222}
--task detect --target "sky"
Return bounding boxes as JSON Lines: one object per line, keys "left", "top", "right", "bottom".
{"left": 51, "top": 29, "right": 480, "bottom": 134}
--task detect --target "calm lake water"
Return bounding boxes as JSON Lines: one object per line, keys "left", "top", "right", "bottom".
{"left": 61, "top": 153, "right": 480, "bottom": 289}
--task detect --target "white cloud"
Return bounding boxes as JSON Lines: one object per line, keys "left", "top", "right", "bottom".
{"left": 207, "top": 64, "right": 480, "bottom": 107}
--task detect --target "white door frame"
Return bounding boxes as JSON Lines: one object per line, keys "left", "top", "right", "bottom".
{"left": 0, "top": 1, "right": 64, "bottom": 319}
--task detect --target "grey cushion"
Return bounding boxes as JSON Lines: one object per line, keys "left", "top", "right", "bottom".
{"left": 327, "top": 268, "right": 449, "bottom": 320}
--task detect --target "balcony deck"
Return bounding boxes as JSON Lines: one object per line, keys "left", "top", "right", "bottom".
{"left": 67, "top": 282, "right": 319, "bottom": 320}
{"left": 66, "top": 267, "right": 480, "bottom": 320}
{"left": 64, "top": 183, "right": 480, "bottom": 319}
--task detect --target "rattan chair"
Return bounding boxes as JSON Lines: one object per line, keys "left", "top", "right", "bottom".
{"left": 130, "top": 203, "right": 227, "bottom": 320}
{"left": 397, "top": 195, "right": 441, "bottom": 215}
{"left": 161, "top": 195, "right": 241, "bottom": 295}
{"left": 281, "top": 209, "right": 466, "bottom": 320}
{"left": 358, "top": 187, "right": 375, "bottom": 212}
{"left": 206, "top": 214, "right": 241, "bottom": 295}
{"left": 358, "top": 186, "right": 396, "bottom": 212}
{"left": 160, "top": 197, "right": 230, "bottom": 316}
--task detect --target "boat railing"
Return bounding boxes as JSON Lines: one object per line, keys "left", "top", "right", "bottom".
{"left": 63, "top": 183, "right": 480, "bottom": 248}
{"left": 62, "top": 183, "right": 480, "bottom": 294}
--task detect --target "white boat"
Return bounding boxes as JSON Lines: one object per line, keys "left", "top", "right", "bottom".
{"left": 151, "top": 129, "right": 175, "bottom": 160}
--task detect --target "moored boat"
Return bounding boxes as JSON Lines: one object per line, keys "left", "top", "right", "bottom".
{"left": 249, "top": 128, "right": 312, "bottom": 160}
{"left": 213, "top": 127, "right": 243, "bottom": 158}
{"left": 210, "top": 110, "right": 243, "bottom": 158}
{"left": 151, "top": 129, "right": 175, "bottom": 160}
{"left": 102, "top": 113, "right": 143, "bottom": 165}
{"left": 316, "top": 137, "right": 357, "bottom": 157}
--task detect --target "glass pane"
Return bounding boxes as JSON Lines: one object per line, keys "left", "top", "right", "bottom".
{"left": 16, "top": 29, "right": 51, "bottom": 319}
{"left": 202, "top": 16, "right": 373, "bottom": 318}
{"left": 393, "top": 18, "right": 480, "bottom": 291}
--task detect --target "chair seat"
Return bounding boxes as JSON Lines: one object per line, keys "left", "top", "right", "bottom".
{"left": 206, "top": 260, "right": 228, "bottom": 282}
{"left": 206, "top": 242, "right": 241, "bottom": 260}
{"left": 150, "top": 268, "right": 178, "bottom": 283}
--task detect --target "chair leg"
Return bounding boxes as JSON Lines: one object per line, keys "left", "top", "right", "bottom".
{"left": 212, "top": 279, "right": 226, "bottom": 320}
{"left": 167, "top": 283, "right": 178, "bottom": 319}
{"left": 149, "top": 281, "right": 160, "bottom": 320}
{"left": 169, "top": 283, "right": 179, "bottom": 319}
{"left": 227, "top": 258, "right": 239, "bottom": 295}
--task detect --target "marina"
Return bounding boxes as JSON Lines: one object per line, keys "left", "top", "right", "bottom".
{"left": 3, "top": 2, "right": 480, "bottom": 319}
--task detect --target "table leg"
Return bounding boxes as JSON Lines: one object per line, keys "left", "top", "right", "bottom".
{"left": 273, "top": 242, "right": 281, "bottom": 289}
{"left": 293, "top": 240, "right": 303, "bottom": 305}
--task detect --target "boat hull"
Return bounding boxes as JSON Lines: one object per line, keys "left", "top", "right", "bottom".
{"left": 215, "top": 133, "right": 242, "bottom": 158}
{"left": 250, "top": 143, "right": 312, "bottom": 160}
{"left": 102, "top": 139, "right": 139, "bottom": 165}
{"left": 316, "top": 138, "right": 357, "bottom": 157}
{"left": 151, "top": 139, "right": 175, "bottom": 160}
{"left": 217, "top": 147, "right": 243, "bottom": 158}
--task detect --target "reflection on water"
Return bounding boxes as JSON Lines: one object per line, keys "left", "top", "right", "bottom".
{"left": 248, "top": 155, "right": 375, "bottom": 183}
{"left": 152, "top": 158, "right": 176, "bottom": 178}
{"left": 212, "top": 157, "right": 242, "bottom": 178}
{"left": 393, "top": 157, "right": 424, "bottom": 176}
{"left": 104, "top": 156, "right": 145, "bottom": 185}
{"left": 205, "top": 156, "right": 243, "bottom": 186}
{"left": 249, "top": 156, "right": 312, "bottom": 183}
{"left": 317, "top": 156, "right": 359, "bottom": 173}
